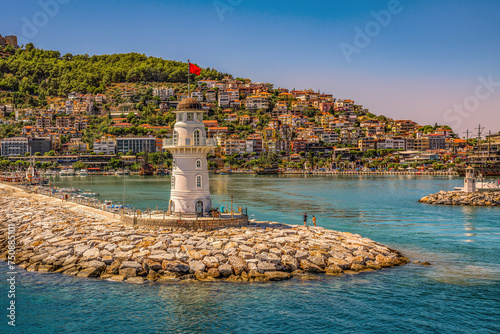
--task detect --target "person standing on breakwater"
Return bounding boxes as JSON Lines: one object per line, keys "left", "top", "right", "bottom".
{"left": 312, "top": 215, "right": 317, "bottom": 227}
{"left": 303, "top": 212, "right": 308, "bottom": 226}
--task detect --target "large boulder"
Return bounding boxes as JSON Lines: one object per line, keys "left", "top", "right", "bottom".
{"left": 79, "top": 260, "right": 106, "bottom": 273}
{"left": 106, "top": 260, "right": 122, "bottom": 274}
{"left": 81, "top": 248, "right": 100, "bottom": 260}
{"left": 121, "top": 261, "right": 143, "bottom": 271}
{"left": 143, "top": 259, "right": 162, "bottom": 272}
{"left": 218, "top": 263, "right": 233, "bottom": 277}
{"left": 161, "top": 261, "right": 190, "bottom": 274}
{"left": 325, "top": 264, "right": 343, "bottom": 275}
{"left": 281, "top": 255, "right": 299, "bottom": 271}
{"left": 118, "top": 268, "right": 137, "bottom": 278}
{"left": 207, "top": 268, "right": 220, "bottom": 278}
{"left": 257, "top": 261, "right": 276, "bottom": 272}
{"left": 229, "top": 256, "right": 248, "bottom": 275}
{"left": 327, "top": 257, "right": 349, "bottom": 270}
{"left": 148, "top": 251, "right": 175, "bottom": 263}
{"left": 76, "top": 267, "right": 101, "bottom": 278}
{"left": 74, "top": 244, "right": 90, "bottom": 257}
{"left": 264, "top": 271, "right": 291, "bottom": 281}
{"left": 299, "top": 259, "right": 324, "bottom": 273}
{"left": 127, "top": 277, "right": 145, "bottom": 284}
{"left": 189, "top": 260, "right": 206, "bottom": 273}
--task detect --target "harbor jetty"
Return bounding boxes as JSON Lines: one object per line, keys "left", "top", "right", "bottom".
{"left": 419, "top": 190, "right": 500, "bottom": 206}
{"left": 0, "top": 183, "right": 409, "bottom": 283}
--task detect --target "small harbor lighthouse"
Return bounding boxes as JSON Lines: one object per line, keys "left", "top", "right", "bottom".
{"left": 164, "top": 98, "right": 216, "bottom": 215}
{"left": 463, "top": 166, "right": 477, "bottom": 193}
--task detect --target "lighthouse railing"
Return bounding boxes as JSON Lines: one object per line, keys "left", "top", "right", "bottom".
{"left": 163, "top": 138, "right": 217, "bottom": 148}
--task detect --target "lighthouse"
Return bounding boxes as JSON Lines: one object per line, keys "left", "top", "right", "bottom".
{"left": 463, "top": 166, "right": 477, "bottom": 193}
{"left": 164, "top": 98, "right": 216, "bottom": 215}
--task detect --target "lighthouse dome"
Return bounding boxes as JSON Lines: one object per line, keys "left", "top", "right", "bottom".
{"left": 177, "top": 97, "right": 202, "bottom": 111}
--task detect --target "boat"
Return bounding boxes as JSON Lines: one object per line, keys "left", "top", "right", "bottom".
{"left": 81, "top": 192, "right": 100, "bottom": 198}
{"left": 79, "top": 169, "right": 89, "bottom": 176}
{"left": 59, "top": 187, "right": 81, "bottom": 194}
{"left": 155, "top": 169, "right": 170, "bottom": 176}
{"left": 454, "top": 177, "right": 500, "bottom": 192}
{"left": 116, "top": 169, "right": 130, "bottom": 175}
{"left": 60, "top": 168, "right": 75, "bottom": 176}
{"left": 254, "top": 163, "right": 282, "bottom": 175}
{"left": 457, "top": 162, "right": 500, "bottom": 177}
{"left": 219, "top": 168, "right": 231, "bottom": 175}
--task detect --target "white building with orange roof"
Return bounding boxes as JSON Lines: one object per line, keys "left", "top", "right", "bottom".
{"left": 239, "top": 115, "right": 251, "bottom": 125}
{"left": 245, "top": 95, "right": 269, "bottom": 110}
{"left": 190, "top": 90, "right": 204, "bottom": 102}
{"left": 225, "top": 113, "right": 238, "bottom": 122}
{"left": 278, "top": 92, "right": 294, "bottom": 99}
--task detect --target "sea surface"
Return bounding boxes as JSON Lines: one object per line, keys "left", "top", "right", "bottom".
{"left": 1, "top": 174, "right": 499, "bottom": 333}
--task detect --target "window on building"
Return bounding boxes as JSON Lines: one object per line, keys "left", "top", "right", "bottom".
{"left": 196, "top": 175, "right": 202, "bottom": 188}
{"left": 187, "top": 113, "right": 193, "bottom": 121}
{"left": 194, "top": 129, "right": 201, "bottom": 146}
{"left": 173, "top": 130, "right": 178, "bottom": 146}
{"left": 172, "top": 159, "right": 176, "bottom": 170}
{"left": 196, "top": 159, "right": 201, "bottom": 169}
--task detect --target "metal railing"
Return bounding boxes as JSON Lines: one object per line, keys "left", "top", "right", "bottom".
{"left": 163, "top": 138, "right": 217, "bottom": 148}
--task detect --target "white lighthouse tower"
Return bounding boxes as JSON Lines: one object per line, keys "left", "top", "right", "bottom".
{"left": 164, "top": 98, "right": 216, "bottom": 215}
{"left": 463, "top": 166, "right": 477, "bottom": 193}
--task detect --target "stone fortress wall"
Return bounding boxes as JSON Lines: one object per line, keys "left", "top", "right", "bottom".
{"left": 0, "top": 34, "right": 18, "bottom": 47}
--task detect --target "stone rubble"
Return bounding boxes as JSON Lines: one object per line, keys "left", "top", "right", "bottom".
{"left": 0, "top": 185, "right": 409, "bottom": 284}
{"left": 419, "top": 191, "right": 500, "bottom": 206}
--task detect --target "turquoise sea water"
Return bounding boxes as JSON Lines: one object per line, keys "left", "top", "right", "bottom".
{"left": 1, "top": 175, "right": 499, "bottom": 333}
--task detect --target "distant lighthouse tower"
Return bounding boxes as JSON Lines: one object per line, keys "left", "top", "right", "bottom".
{"left": 164, "top": 98, "right": 216, "bottom": 215}
{"left": 463, "top": 166, "right": 477, "bottom": 193}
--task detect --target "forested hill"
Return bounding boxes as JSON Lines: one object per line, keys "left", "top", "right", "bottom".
{"left": 0, "top": 43, "right": 227, "bottom": 97}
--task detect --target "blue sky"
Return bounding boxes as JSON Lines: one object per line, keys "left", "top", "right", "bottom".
{"left": 2, "top": 0, "right": 500, "bottom": 136}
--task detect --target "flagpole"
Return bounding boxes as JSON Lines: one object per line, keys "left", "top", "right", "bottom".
{"left": 187, "top": 59, "right": 190, "bottom": 98}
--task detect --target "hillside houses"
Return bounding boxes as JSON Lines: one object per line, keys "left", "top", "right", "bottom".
{"left": 1, "top": 71, "right": 467, "bottom": 170}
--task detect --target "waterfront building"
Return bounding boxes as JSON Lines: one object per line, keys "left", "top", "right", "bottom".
{"left": 93, "top": 136, "right": 117, "bottom": 154}
{"left": 116, "top": 137, "right": 156, "bottom": 154}
{"left": 163, "top": 98, "right": 217, "bottom": 215}
{"left": 0, "top": 137, "right": 52, "bottom": 157}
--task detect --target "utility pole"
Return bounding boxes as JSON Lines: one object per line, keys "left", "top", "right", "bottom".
{"left": 463, "top": 129, "right": 470, "bottom": 142}
{"left": 488, "top": 130, "right": 492, "bottom": 160}
{"left": 475, "top": 124, "right": 483, "bottom": 142}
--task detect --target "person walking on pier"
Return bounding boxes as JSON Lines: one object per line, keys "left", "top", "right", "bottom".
{"left": 303, "top": 212, "right": 308, "bottom": 226}
{"left": 312, "top": 215, "right": 317, "bottom": 227}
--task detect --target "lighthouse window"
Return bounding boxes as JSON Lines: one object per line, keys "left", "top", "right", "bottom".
{"left": 194, "top": 129, "right": 201, "bottom": 146}
{"left": 198, "top": 112, "right": 203, "bottom": 121}
{"left": 173, "top": 131, "right": 178, "bottom": 146}
{"left": 172, "top": 159, "right": 176, "bottom": 169}
{"left": 196, "top": 175, "right": 202, "bottom": 188}
{"left": 187, "top": 113, "right": 194, "bottom": 121}
{"left": 196, "top": 159, "right": 202, "bottom": 169}
{"left": 171, "top": 176, "right": 175, "bottom": 189}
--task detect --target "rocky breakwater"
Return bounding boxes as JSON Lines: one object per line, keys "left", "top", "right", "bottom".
{"left": 0, "top": 185, "right": 409, "bottom": 283}
{"left": 419, "top": 191, "right": 500, "bottom": 206}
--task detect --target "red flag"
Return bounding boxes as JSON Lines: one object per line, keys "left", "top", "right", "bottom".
{"left": 189, "top": 63, "right": 201, "bottom": 76}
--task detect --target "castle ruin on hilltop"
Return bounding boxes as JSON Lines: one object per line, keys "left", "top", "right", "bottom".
{"left": 0, "top": 35, "right": 18, "bottom": 48}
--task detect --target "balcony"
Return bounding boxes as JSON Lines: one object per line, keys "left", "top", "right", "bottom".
{"left": 163, "top": 138, "right": 217, "bottom": 148}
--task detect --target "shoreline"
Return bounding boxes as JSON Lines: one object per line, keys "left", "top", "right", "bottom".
{"left": 0, "top": 182, "right": 409, "bottom": 284}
